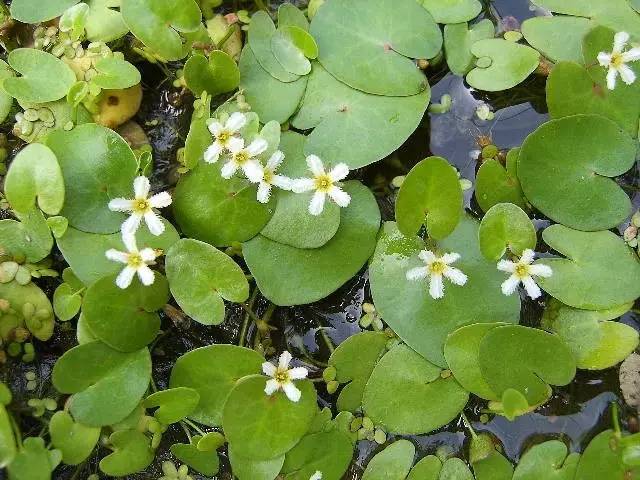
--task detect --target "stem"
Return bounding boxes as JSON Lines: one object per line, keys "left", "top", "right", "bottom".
{"left": 461, "top": 411, "right": 477, "bottom": 438}
{"left": 240, "top": 302, "right": 261, "bottom": 324}
{"left": 316, "top": 321, "right": 335, "bottom": 354}
{"left": 215, "top": 24, "right": 238, "bottom": 50}
{"left": 239, "top": 288, "right": 259, "bottom": 347}
{"left": 179, "top": 421, "right": 193, "bottom": 443}
{"left": 183, "top": 418, "right": 206, "bottom": 436}
{"left": 255, "top": 0, "right": 268, "bottom": 12}
{"left": 611, "top": 402, "right": 621, "bottom": 436}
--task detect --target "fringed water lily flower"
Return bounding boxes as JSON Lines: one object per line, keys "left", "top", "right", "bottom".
{"left": 310, "top": 472, "right": 323, "bottom": 480}
{"left": 105, "top": 234, "right": 160, "bottom": 289}
{"left": 255, "top": 150, "right": 292, "bottom": 203}
{"left": 597, "top": 31, "right": 640, "bottom": 90}
{"left": 108, "top": 176, "right": 172, "bottom": 236}
{"left": 406, "top": 250, "right": 468, "bottom": 300}
{"left": 292, "top": 154, "right": 351, "bottom": 216}
{"left": 497, "top": 249, "right": 553, "bottom": 300}
{"left": 221, "top": 136, "right": 268, "bottom": 182}
{"left": 204, "top": 112, "right": 247, "bottom": 164}
{"left": 262, "top": 351, "right": 308, "bottom": 402}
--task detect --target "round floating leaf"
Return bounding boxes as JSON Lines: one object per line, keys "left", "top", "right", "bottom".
{"left": 281, "top": 429, "right": 353, "bottom": 480}
{"left": 369, "top": 218, "right": 520, "bottom": 367}
{"left": 361, "top": 439, "right": 415, "bottom": 480}
{"left": 521, "top": 16, "right": 591, "bottom": 63}
{"left": 419, "top": 0, "right": 482, "bottom": 24}
{"left": 46, "top": 123, "right": 138, "bottom": 234}
{"left": 466, "top": 39, "right": 540, "bottom": 92}
{"left": 4, "top": 143, "right": 64, "bottom": 216}
{"left": 99, "top": 430, "right": 154, "bottom": 477}
{"left": 91, "top": 57, "right": 141, "bottom": 90}
{"left": 271, "top": 26, "right": 317, "bottom": 76}
{"left": 53, "top": 283, "right": 82, "bottom": 321}
{"left": 278, "top": 3, "right": 309, "bottom": 31}
{"left": 444, "top": 20, "right": 495, "bottom": 76}
{"left": 7, "top": 437, "right": 56, "bottom": 480}
{"left": 471, "top": 435, "right": 514, "bottom": 480}
{"left": 575, "top": 430, "right": 639, "bottom": 480}
{"left": 184, "top": 52, "right": 240, "bottom": 97}
{"left": 363, "top": 344, "right": 468, "bottom": 434}
{"left": 475, "top": 149, "right": 526, "bottom": 213}
{"left": 121, "top": 0, "right": 202, "bottom": 61}
{"left": 311, "top": 0, "right": 441, "bottom": 96}
{"left": 49, "top": 411, "right": 100, "bottom": 466}
{"left": 10, "top": 0, "right": 79, "bottom": 24}
{"left": 0, "top": 404, "right": 16, "bottom": 469}
{"left": 478, "top": 203, "right": 536, "bottom": 260}
{"left": 173, "top": 161, "right": 274, "bottom": 247}
{"left": 248, "top": 11, "right": 299, "bottom": 82}
{"left": 513, "top": 440, "right": 580, "bottom": 480}
{"left": 3, "top": 49, "right": 76, "bottom": 104}
{"left": 0, "top": 281, "right": 54, "bottom": 341}
{"left": 165, "top": 239, "right": 249, "bottom": 326}
{"left": 395, "top": 156, "right": 463, "bottom": 239}
{"left": 479, "top": 325, "right": 576, "bottom": 407}
{"left": 407, "top": 456, "right": 442, "bottom": 480}
{"left": 291, "top": 63, "right": 430, "bottom": 169}
{"left": 85, "top": 0, "right": 130, "bottom": 42}
{"left": 83, "top": 274, "right": 169, "bottom": 352}
{"left": 0, "top": 60, "right": 14, "bottom": 124}
{"left": 537, "top": 225, "right": 640, "bottom": 310}
{"left": 171, "top": 437, "right": 220, "bottom": 476}
{"left": 239, "top": 46, "right": 308, "bottom": 124}
{"left": 328, "top": 331, "right": 388, "bottom": 412}
{"left": 243, "top": 181, "right": 380, "bottom": 306}
{"left": 518, "top": 114, "right": 637, "bottom": 231}
{"left": 169, "top": 345, "right": 264, "bottom": 426}
{"left": 52, "top": 341, "right": 151, "bottom": 426}
{"left": 0, "top": 209, "right": 53, "bottom": 263}
{"left": 223, "top": 375, "right": 317, "bottom": 461}
{"left": 56, "top": 220, "right": 179, "bottom": 286}
{"left": 143, "top": 387, "right": 200, "bottom": 424}
{"left": 229, "top": 446, "right": 284, "bottom": 480}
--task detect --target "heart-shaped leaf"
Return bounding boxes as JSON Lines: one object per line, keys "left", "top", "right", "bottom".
{"left": 278, "top": 3, "right": 309, "bottom": 31}
{"left": 121, "top": 0, "right": 202, "bottom": 61}
{"left": 419, "top": 0, "right": 482, "bottom": 24}
{"left": 83, "top": 274, "right": 168, "bottom": 352}
{"left": 99, "top": 430, "right": 154, "bottom": 476}
{"left": 248, "top": 11, "right": 300, "bottom": 82}
{"left": 478, "top": 203, "right": 536, "bottom": 260}
{"left": 444, "top": 20, "right": 495, "bottom": 76}
{"left": 537, "top": 225, "right": 640, "bottom": 310}
{"left": 395, "top": 156, "right": 463, "bottom": 239}
{"left": 3, "top": 49, "right": 76, "bottom": 104}
{"left": 513, "top": 440, "right": 580, "bottom": 480}
{"left": 7, "top": 437, "right": 57, "bottom": 480}
{"left": 271, "top": 26, "right": 318, "bottom": 76}
{"left": 143, "top": 387, "right": 200, "bottom": 424}
{"left": 521, "top": 16, "right": 591, "bottom": 63}
{"left": 311, "top": 0, "right": 441, "bottom": 96}
{"left": 223, "top": 375, "right": 317, "bottom": 460}
{"left": 281, "top": 428, "right": 353, "bottom": 480}
{"left": 406, "top": 456, "right": 443, "bottom": 480}
{"left": 165, "top": 239, "right": 249, "bottom": 326}
{"left": 229, "top": 446, "right": 284, "bottom": 480}
{"left": 471, "top": 434, "right": 514, "bottom": 480}
{"left": 10, "top": 0, "right": 79, "bottom": 24}
{"left": 85, "top": 0, "right": 130, "bottom": 42}
{"left": 575, "top": 430, "right": 639, "bottom": 480}
{"left": 49, "top": 411, "right": 101, "bottom": 466}
{"left": 170, "top": 437, "right": 220, "bottom": 476}
{"left": 46, "top": 123, "right": 138, "bottom": 234}
{"left": 184, "top": 52, "right": 240, "bottom": 97}
{"left": 53, "top": 283, "right": 82, "bottom": 321}
{"left": 52, "top": 341, "right": 151, "bottom": 426}
{"left": 466, "top": 39, "right": 540, "bottom": 92}
{"left": 170, "top": 345, "right": 264, "bottom": 426}
{"left": 518, "top": 114, "right": 637, "bottom": 231}
{"left": 475, "top": 149, "right": 526, "bottom": 213}
{"left": 91, "top": 56, "right": 141, "bottom": 90}
{"left": 0, "top": 209, "right": 53, "bottom": 263}
{"left": 361, "top": 440, "right": 415, "bottom": 480}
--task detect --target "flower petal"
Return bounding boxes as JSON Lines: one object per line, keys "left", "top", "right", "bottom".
{"left": 266, "top": 150, "right": 285, "bottom": 170}
{"left": 262, "top": 361, "right": 277, "bottom": 377}
{"left": 122, "top": 214, "right": 143, "bottom": 236}
{"left": 257, "top": 182, "right": 272, "bottom": 203}
{"left": 226, "top": 111, "right": 247, "bottom": 132}
{"left": 271, "top": 175, "right": 292, "bottom": 190}
{"left": 115, "top": 266, "right": 136, "bottom": 289}
{"left": 221, "top": 160, "right": 238, "bottom": 179}
{"left": 619, "top": 64, "right": 637, "bottom": 85}
{"left": 122, "top": 232, "right": 138, "bottom": 252}
{"left": 278, "top": 351, "right": 293, "bottom": 369}
{"left": 306, "top": 154, "right": 324, "bottom": 176}
{"left": 444, "top": 266, "right": 467, "bottom": 286}
{"left": 329, "top": 163, "right": 349, "bottom": 182}
{"left": 613, "top": 31, "right": 630, "bottom": 54}
{"left": 282, "top": 382, "right": 302, "bottom": 402}
{"left": 246, "top": 138, "right": 268, "bottom": 157}
{"left": 264, "top": 378, "right": 279, "bottom": 396}
{"left": 522, "top": 275, "right": 542, "bottom": 299}
{"left": 597, "top": 52, "right": 612, "bottom": 67}
{"left": 429, "top": 274, "right": 444, "bottom": 299}
{"left": 227, "top": 136, "right": 245, "bottom": 153}
{"left": 105, "top": 249, "right": 128, "bottom": 264}
{"left": 144, "top": 211, "right": 165, "bottom": 236}
{"left": 309, "top": 190, "right": 326, "bottom": 215}
{"left": 441, "top": 252, "right": 461, "bottom": 264}
{"left": 418, "top": 250, "right": 437, "bottom": 264}
{"left": 622, "top": 47, "right": 640, "bottom": 63}
{"left": 496, "top": 259, "right": 516, "bottom": 273}
{"left": 520, "top": 249, "right": 536, "bottom": 264}
{"left": 242, "top": 160, "right": 264, "bottom": 183}
{"left": 501, "top": 275, "right": 520, "bottom": 296}
{"left": 288, "top": 367, "right": 308, "bottom": 380}
{"left": 133, "top": 176, "right": 150, "bottom": 199}
{"left": 406, "top": 266, "right": 428, "bottom": 281}
{"left": 108, "top": 198, "right": 134, "bottom": 212}
{"left": 607, "top": 67, "right": 619, "bottom": 90}
{"left": 327, "top": 186, "right": 351, "bottom": 208}
{"left": 208, "top": 120, "right": 224, "bottom": 136}
{"left": 139, "top": 248, "right": 157, "bottom": 263}
{"left": 291, "top": 178, "right": 315, "bottom": 193}
{"left": 529, "top": 263, "right": 553, "bottom": 278}
{"left": 137, "top": 265, "right": 155, "bottom": 286}
{"left": 149, "top": 191, "right": 172, "bottom": 209}
{"left": 204, "top": 143, "right": 223, "bottom": 164}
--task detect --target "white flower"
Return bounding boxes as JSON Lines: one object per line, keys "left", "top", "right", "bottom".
{"left": 108, "top": 176, "right": 172, "bottom": 236}
{"left": 406, "top": 250, "right": 468, "bottom": 300}
{"left": 255, "top": 150, "right": 292, "bottom": 203}
{"left": 291, "top": 155, "right": 351, "bottom": 216}
{"left": 497, "top": 249, "right": 552, "bottom": 300}
{"left": 262, "top": 351, "right": 308, "bottom": 402}
{"left": 309, "top": 472, "right": 322, "bottom": 480}
{"left": 597, "top": 31, "right": 640, "bottom": 90}
{"left": 105, "top": 234, "right": 160, "bottom": 289}
{"left": 221, "top": 137, "right": 267, "bottom": 182}
{"left": 204, "top": 112, "right": 247, "bottom": 164}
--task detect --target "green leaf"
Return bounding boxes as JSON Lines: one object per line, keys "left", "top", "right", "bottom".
{"left": 243, "top": 181, "right": 380, "bottom": 306}
{"left": 328, "top": 331, "right": 388, "bottom": 412}
{"left": 121, "top": 0, "right": 202, "bottom": 61}
{"left": 518, "top": 114, "right": 637, "bottom": 231}
{"left": 7, "top": 438, "right": 56, "bottom": 480}
{"left": 471, "top": 434, "right": 514, "bottom": 480}
{"left": 310, "top": 0, "right": 441, "bottom": 96}
{"left": 171, "top": 437, "right": 220, "bottom": 476}
{"left": 0, "top": 280, "right": 54, "bottom": 341}
{"left": 144, "top": 387, "right": 200, "bottom": 424}
{"left": 271, "top": 26, "right": 317, "bottom": 76}
{"left": 83, "top": 274, "right": 169, "bottom": 352}
{"left": 0, "top": 60, "right": 15, "bottom": 124}
{"left": 0, "top": 404, "right": 16, "bottom": 469}
{"left": 223, "top": 375, "right": 317, "bottom": 460}
{"left": 575, "top": 430, "right": 639, "bottom": 480}
{"left": 3, "top": 49, "right": 76, "bottom": 104}
{"left": 419, "top": 0, "right": 482, "bottom": 24}
{"left": 49, "top": 411, "right": 100, "bottom": 466}
{"left": 479, "top": 325, "right": 576, "bottom": 407}
{"left": 52, "top": 341, "right": 151, "bottom": 426}
{"left": 361, "top": 439, "right": 415, "bottom": 480}
{"left": 521, "top": 16, "right": 591, "bottom": 63}
{"left": 184, "top": 52, "right": 240, "bottom": 97}
{"left": 229, "top": 446, "right": 284, "bottom": 480}
{"left": 165, "top": 239, "right": 249, "bottom": 326}
{"left": 0, "top": 209, "right": 53, "bottom": 263}
{"left": 440, "top": 458, "right": 475, "bottom": 479}
{"left": 369, "top": 218, "right": 520, "bottom": 367}
{"left": 46, "top": 123, "right": 138, "bottom": 234}
{"left": 99, "top": 430, "right": 154, "bottom": 476}
{"left": 475, "top": 149, "right": 526, "bottom": 213}
{"left": 248, "top": 11, "right": 300, "bottom": 82}
{"left": 395, "top": 156, "right": 463, "bottom": 240}
{"left": 91, "top": 56, "right": 141, "bottom": 90}
{"left": 513, "top": 440, "right": 580, "bottom": 480}
{"left": 444, "top": 20, "right": 495, "bottom": 76}
{"left": 169, "top": 345, "right": 264, "bottom": 426}
{"left": 407, "top": 456, "right": 442, "bottom": 480}
{"left": 478, "top": 203, "right": 536, "bottom": 261}
{"left": 466, "top": 39, "right": 540, "bottom": 91}
{"left": 281, "top": 429, "right": 353, "bottom": 480}
{"left": 4, "top": 143, "right": 64, "bottom": 216}
{"left": 57, "top": 220, "right": 178, "bottom": 287}
{"left": 53, "top": 283, "right": 82, "bottom": 321}
{"left": 239, "top": 45, "right": 308, "bottom": 124}
{"left": 363, "top": 344, "right": 468, "bottom": 435}
{"left": 85, "top": 0, "right": 130, "bottom": 42}
{"left": 537, "top": 225, "right": 640, "bottom": 310}
{"left": 10, "top": 0, "right": 79, "bottom": 23}
{"left": 277, "top": 3, "right": 309, "bottom": 31}
{"left": 291, "top": 63, "right": 430, "bottom": 169}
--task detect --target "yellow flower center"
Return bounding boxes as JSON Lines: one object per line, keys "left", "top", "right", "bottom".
{"left": 429, "top": 260, "right": 446, "bottom": 275}
{"left": 263, "top": 170, "right": 274, "bottom": 183}
{"left": 133, "top": 198, "right": 150, "bottom": 213}
{"left": 612, "top": 53, "right": 625, "bottom": 68}
{"left": 275, "top": 368, "right": 290, "bottom": 384}
{"left": 127, "top": 253, "right": 143, "bottom": 268}
{"left": 314, "top": 174, "right": 333, "bottom": 192}
{"left": 217, "top": 130, "right": 230, "bottom": 144}
{"left": 515, "top": 263, "right": 530, "bottom": 279}
{"left": 235, "top": 151, "right": 249, "bottom": 164}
